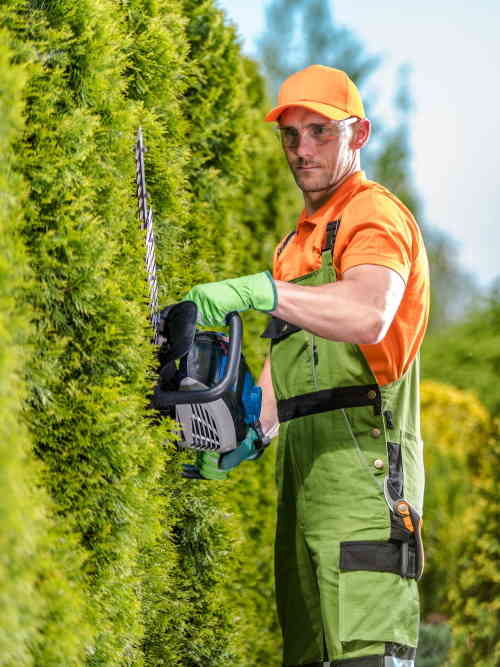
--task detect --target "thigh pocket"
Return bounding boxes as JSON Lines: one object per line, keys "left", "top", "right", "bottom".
{"left": 338, "top": 541, "right": 419, "bottom": 648}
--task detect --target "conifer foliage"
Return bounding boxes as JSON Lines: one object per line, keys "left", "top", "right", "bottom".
{"left": 0, "top": 24, "right": 45, "bottom": 665}
{"left": 1, "top": 1, "right": 292, "bottom": 664}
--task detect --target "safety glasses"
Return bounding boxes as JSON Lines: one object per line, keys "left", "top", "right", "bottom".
{"left": 276, "top": 117, "right": 358, "bottom": 149}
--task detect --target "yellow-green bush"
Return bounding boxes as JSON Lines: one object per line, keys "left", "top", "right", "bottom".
{"left": 421, "top": 381, "right": 500, "bottom": 665}
{"left": 0, "top": 25, "right": 41, "bottom": 664}
{"left": 420, "top": 380, "right": 489, "bottom": 617}
{"left": 448, "top": 416, "right": 500, "bottom": 666}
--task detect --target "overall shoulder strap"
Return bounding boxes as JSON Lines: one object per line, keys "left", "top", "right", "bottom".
{"left": 322, "top": 219, "right": 341, "bottom": 252}
{"left": 277, "top": 229, "right": 296, "bottom": 257}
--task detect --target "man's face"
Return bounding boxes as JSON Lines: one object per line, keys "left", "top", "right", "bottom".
{"left": 278, "top": 107, "right": 357, "bottom": 194}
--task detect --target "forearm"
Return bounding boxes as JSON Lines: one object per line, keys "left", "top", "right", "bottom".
{"left": 257, "top": 356, "right": 279, "bottom": 435}
{"left": 271, "top": 273, "right": 395, "bottom": 344}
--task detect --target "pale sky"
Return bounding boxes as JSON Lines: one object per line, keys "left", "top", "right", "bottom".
{"left": 216, "top": 0, "right": 500, "bottom": 288}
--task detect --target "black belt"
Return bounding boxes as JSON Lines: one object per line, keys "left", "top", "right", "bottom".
{"left": 278, "top": 384, "right": 382, "bottom": 423}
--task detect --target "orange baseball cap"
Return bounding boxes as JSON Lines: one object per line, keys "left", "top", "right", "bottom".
{"left": 265, "top": 65, "right": 365, "bottom": 122}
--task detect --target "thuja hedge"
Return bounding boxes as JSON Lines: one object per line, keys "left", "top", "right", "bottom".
{"left": 1, "top": 0, "right": 295, "bottom": 665}
{"left": 0, "top": 27, "right": 42, "bottom": 663}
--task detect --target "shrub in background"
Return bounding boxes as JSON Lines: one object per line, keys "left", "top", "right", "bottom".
{"left": 422, "top": 297, "right": 500, "bottom": 415}
{"left": 448, "top": 417, "right": 500, "bottom": 666}
{"left": 420, "top": 380, "right": 490, "bottom": 619}
{"left": 416, "top": 623, "right": 452, "bottom": 667}
{"left": 420, "top": 380, "right": 500, "bottom": 665}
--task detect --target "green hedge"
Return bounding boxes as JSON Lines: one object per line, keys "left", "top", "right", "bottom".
{"left": 0, "top": 1, "right": 295, "bottom": 664}
{"left": 0, "top": 25, "right": 41, "bottom": 664}
{"left": 448, "top": 417, "right": 500, "bottom": 666}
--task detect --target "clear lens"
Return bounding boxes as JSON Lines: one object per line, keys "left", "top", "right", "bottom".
{"left": 277, "top": 117, "right": 358, "bottom": 149}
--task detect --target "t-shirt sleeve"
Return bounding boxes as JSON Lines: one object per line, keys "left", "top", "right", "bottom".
{"left": 336, "top": 191, "right": 414, "bottom": 283}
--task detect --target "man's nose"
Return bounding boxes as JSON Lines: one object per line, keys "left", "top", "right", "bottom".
{"left": 294, "top": 129, "right": 316, "bottom": 157}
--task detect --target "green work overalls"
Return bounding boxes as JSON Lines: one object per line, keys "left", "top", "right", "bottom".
{"left": 266, "top": 221, "right": 424, "bottom": 667}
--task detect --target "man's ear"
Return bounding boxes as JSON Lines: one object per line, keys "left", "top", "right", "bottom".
{"left": 351, "top": 118, "right": 371, "bottom": 150}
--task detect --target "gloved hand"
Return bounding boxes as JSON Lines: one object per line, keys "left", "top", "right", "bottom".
{"left": 182, "top": 427, "right": 263, "bottom": 480}
{"left": 218, "top": 427, "right": 263, "bottom": 470}
{"left": 182, "top": 450, "right": 229, "bottom": 481}
{"left": 183, "top": 272, "right": 277, "bottom": 327}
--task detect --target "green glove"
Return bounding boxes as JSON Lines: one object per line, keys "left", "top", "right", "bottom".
{"left": 218, "top": 427, "right": 263, "bottom": 470}
{"left": 183, "top": 271, "right": 277, "bottom": 327}
{"left": 182, "top": 428, "right": 263, "bottom": 480}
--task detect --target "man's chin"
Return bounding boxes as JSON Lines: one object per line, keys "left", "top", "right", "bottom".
{"left": 294, "top": 174, "right": 331, "bottom": 193}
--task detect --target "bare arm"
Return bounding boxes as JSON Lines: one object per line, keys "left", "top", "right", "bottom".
{"left": 257, "top": 356, "right": 279, "bottom": 436}
{"left": 271, "top": 264, "right": 406, "bottom": 344}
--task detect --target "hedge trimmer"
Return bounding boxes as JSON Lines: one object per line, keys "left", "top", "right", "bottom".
{"left": 135, "top": 127, "right": 162, "bottom": 345}
{"left": 134, "top": 128, "right": 269, "bottom": 455}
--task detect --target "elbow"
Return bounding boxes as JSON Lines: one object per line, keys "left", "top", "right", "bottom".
{"left": 358, "top": 312, "right": 388, "bottom": 345}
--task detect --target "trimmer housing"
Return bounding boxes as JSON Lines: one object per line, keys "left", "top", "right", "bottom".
{"left": 152, "top": 303, "right": 263, "bottom": 454}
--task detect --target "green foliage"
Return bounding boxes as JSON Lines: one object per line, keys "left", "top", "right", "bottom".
{"left": 136, "top": 3, "right": 290, "bottom": 663}
{"left": 1, "top": 0, "right": 295, "bottom": 663}
{"left": 423, "top": 296, "right": 500, "bottom": 414}
{"left": 416, "top": 623, "right": 452, "bottom": 667}
{"left": 421, "top": 291, "right": 500, "bottom": 664}
{"left": 420, "top": 381, "right": 500, "bottom": 664}
{"left": 3, "top": 1, "right": 171, "bottom": 663}
{"left": 448, "top": 417, "right": 500, "bottom": 666}
{"left": 420, "top": 381, "right": 489, "bottom": 618}
{"left": 0, "top": 24, "right": 41, "bottom": 666}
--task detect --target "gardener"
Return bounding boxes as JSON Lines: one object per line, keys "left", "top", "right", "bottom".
{"left": 182, "top": 65, "right": 429, "bottom": 667}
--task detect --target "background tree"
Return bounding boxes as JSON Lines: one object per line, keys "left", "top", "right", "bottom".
{"left": 423, "top": 294, "right": 500, "bottom": 412}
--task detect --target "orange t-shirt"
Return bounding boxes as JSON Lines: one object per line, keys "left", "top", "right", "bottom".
{"left": 272, "top": 171, "right": 430, "bottom": 386}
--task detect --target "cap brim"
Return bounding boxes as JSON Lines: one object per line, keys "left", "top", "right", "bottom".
{"left": 264, "top": 100, "right": 353, "bottom": 122}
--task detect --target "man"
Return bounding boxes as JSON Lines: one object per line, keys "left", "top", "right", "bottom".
{"left": 182, "top": 65, "right": 429, "bottom": 667}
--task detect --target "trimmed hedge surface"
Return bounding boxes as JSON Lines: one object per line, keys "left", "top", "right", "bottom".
{"left": 0, "top": 26, "right": 41, "bottom": 665}
{"left": 1, "top": 1, "right": 294, "bottom": 664}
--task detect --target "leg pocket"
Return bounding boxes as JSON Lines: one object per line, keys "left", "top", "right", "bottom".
{"left": 338, "top": 542, "right": 419, "bottom": 648}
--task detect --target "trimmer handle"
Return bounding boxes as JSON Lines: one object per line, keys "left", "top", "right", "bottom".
{"left": 153, "top": 311, "right": 242, "bottom": 408}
